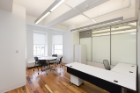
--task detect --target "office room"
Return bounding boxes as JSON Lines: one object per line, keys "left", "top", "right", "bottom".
{"left": 0, "top": 0, "right": 140, "bottom": 93}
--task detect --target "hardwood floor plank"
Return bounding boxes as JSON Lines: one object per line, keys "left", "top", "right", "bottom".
{"left": 45, "top": 84, "right": 53, "bottom": 93}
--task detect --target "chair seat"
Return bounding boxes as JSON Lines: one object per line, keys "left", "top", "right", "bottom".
{"left": 55, "top": 60, "right": 59, "bottom": 63}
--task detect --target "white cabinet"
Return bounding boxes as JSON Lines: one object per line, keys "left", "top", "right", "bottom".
{"left": 74, "top": 44, "right": 86, "bottom": 64}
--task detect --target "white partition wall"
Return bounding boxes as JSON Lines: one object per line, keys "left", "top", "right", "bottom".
{"left": 80, "top": 21, "right": 137, "bottom": 66}
{"left": 74, "top": 45, "right": 86, "bottom": 64}
{"left": 92, "top": 35, "right": 110, "bottom": 63}
{"left": 80, "top": 38, "right": 91, "bottom": 61}
{"left": 111, "top": 22, "right": 136, "bottom": 65}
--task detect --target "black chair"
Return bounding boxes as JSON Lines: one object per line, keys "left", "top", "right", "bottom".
{"left": 33, "top": 57, "right": 49, "bottom": 75}
{"left": 55, "top": 57, "right": 63, "bottom": 68}
{"left": 50, "top": 54, "right": 57, "bottom": 63}
{"left": 103, "top": 59, "right": 111, "bottom": 70}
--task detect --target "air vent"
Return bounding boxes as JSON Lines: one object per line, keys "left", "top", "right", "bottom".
{"left": 86, "top": 32, "right": 90, "bottom": 35}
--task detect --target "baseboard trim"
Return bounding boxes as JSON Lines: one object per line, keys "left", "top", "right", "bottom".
{"left": 0, "top": 81, "right": 26, "bottom": 93}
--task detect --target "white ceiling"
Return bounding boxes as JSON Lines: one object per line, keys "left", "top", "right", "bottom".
{"left": 13, "top": 0, "right": 136, "bottom": 29}
{"left": 62, "top": 0, "right": 132, "bottom": 26}
{"left": 0, "top": 0, "right": 13, "bottom": 12}
{"left": 44, "top": 0, "right": 110, "bottom": 28}
{"left": 13, "top": 0, "right": 86, "bottom": 18}
{"left": 13, "top": 0, "right": 55, "bottom": 17}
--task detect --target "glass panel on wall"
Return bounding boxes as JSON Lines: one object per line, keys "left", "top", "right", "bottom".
{"left": 111, "top": 22, "right": 136, "bottom": 65}
{"left": 92, "top": 27, "right": 110, "bottom": 64}
{"left": 80, "top": 38, "right": 91, "bottom": 61}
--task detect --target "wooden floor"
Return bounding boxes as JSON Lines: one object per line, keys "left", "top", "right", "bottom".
{"left": 6, "top": 63, "right": 137, "bottom": 93}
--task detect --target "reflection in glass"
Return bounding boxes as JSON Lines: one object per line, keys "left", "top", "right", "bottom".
{"left": 111, "top": 22, "right": 136, "bottom": 65}
{"left": 80, "top": 38, "right": 91, "bottom": 61}
{"left": 92, "top": 27, "right": 110, "bottom": 64}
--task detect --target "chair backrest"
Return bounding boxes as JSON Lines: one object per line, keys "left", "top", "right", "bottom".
{"left": 52, "top": 54, "right": 57, "bottom": 57}
{"left": 103, "top": 60, "right": 111, "bottom": 70}
{"left": 34, "top": 57, "right": 39, "bottom": 64}
{"left": 59, "top": 57, "right": 63, "bottom": 63}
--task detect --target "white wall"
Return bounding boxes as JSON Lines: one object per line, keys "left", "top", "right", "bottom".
{"left": 63, "top": 25, "right": 79, "bottom": 63}
{"left": 26, "top": 30, "right": 33, "bottom": 64}
{"left": 63, "top": 30, "right": 73, "bottom": 63}
{"left": 0, "top": 4, "right": 26, "bottom": 93}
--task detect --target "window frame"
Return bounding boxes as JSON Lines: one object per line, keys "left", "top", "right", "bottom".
{"left": 53, "top": 44, "right": 63, "bottom": 55}
{"left": 33, "top": 44, "right": 45, "bottom": 56}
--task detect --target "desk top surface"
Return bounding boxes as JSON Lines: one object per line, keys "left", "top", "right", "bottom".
{"left": 39, "top": 56, "right": 57, "bottom": 60}
{"left": 111, "top": 63, "right": 137, "bottom": 75}
{"left": 65, "top": 62, "right": 137, "bottom": 91}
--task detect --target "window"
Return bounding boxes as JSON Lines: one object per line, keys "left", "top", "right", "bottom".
{"left": 34, "top": 45, "right": 45, "bottom": 56}
{"left": 54, "top": 45, "right": 63, "bottom": 54}
{"left": 33, "top": 33, "right": 46, "bottom": 56}
{"left": 53, "top": 35, "right": 63, "bottom": 55}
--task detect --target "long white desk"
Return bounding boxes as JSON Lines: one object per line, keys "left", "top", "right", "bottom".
{"left": 65, "top": 62, "right": 137, "bottom": 93}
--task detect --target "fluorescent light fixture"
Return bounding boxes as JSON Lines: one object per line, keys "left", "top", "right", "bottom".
{"left": 92, "top": 29, "right": 136, "bottom": 37}
{"left": 112, "top": 30, "right": 136, "bottom": 35}
{"left": 111, "top": 26, "right": 131, "bottom": 30}
{"left": 92, "top": 26, "right": 133, "bottom": 34}
{"left": 35, "top": 12, "right": 50, "bottom": 24}
{"left": 92, "top": 29, "right": 110, "bottom": 33}
{"left": 35, "top": 0, "right": 65, "bottom": 24}
{"left": 50, "top": 0, "right": 65, "bottom": 12}
{"left": 92, "top": 33, "right": 110, "bottom": 37}
{"left": 129, "top": 22, "right": 136, "bottom": 26}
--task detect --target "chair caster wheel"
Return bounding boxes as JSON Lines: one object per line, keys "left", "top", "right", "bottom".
{"left": 38, "top": 73, "right": 39, "bottom": 75}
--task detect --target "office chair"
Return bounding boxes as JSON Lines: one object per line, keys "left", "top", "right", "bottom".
{"left": 33, "top": 57, "right": 49, "bottom": 75}
{"left": 55, "top": 57, "right": 63, "bottom": 68}
{"left": 51, "top": 54, "right": 57, "bottom": 62}
{"left": 103, "top": 59, "right": 111, "bottom": 70}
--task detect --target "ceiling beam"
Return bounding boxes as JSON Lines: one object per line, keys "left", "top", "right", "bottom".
{"left": 44, "top": 0, "right": 109, "bottom": 28}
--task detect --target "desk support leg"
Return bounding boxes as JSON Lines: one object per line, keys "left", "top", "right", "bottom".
{"left": 70, "top": 75, "right": 84, "bottom": 86}
{"left": 121, "top": 88, "right": 127, "bottom": 93}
